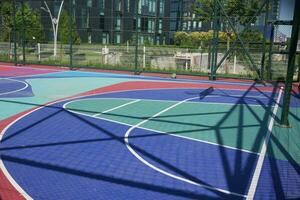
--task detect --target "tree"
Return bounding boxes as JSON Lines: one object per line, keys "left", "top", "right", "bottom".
{"left": 16, "top": 3, "right": 44, "bottom": 43}
{"left": 193, "top": 0, "right": 265, "bottom": 26}
{"left": 192, "top": 0, "right": 266, "bottom": 44}
{"left": 58, "top": 10, "right": 81, "bottom": 45}
{"left": 0, "top": 1, "right": 14, "bottom": 42}
{"left": 0, "top": 1, "right": 44, "bottom": 43}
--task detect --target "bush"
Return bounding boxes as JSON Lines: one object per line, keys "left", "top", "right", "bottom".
{"left": 174, "top": 31, "right": 235, "bottom": 47}
{"left": 174, "top": 32, "right": 191, "bottom": 46}
{"left": 240, "top": 29, "right": 263, "bottom": 43}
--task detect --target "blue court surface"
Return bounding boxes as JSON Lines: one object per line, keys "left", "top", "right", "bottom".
{"left": 0, "top": 66, "right": 299, "bottom": 200}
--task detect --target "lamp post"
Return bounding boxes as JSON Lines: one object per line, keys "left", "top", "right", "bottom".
{"left": 41, "top": 0, "right": 64, "bottom": 57}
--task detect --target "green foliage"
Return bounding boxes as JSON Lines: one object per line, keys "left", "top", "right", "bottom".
{"left": 240, "top": 29, "right": 263, "bottom": 42}
{"left": 174, "top": 32, "right": 191, "bottom": 46}
{"left": 192, "top": 0, "right": 214, "bottom": 22}
{"left": 0, "top": 1, "right": 44, "bottom": 43}
{"left": 58, "top": 10, "right": 81, "bottom": 45}
{"left": 174, "top": 31, "right": 235, "bottom": 47}
{"left": 0, "top": 1, "right": 14, "bottom": 41}
{"left": 16, "top": 3, "right": 44, "bottom": 43}
{"left": 194, "top": 0, "right": 266, "bottom": 26}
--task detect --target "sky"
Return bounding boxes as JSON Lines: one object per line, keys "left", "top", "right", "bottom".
{"left": 279, "top": 0, "right": 295, "bottom": 20}
{"left": 278, "top": 0, "right": 295, "bottom": 37}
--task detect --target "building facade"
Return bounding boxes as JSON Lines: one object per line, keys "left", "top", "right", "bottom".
{"left": 26, "top": 0, "right": 281, "bottom": 45}
{"left": 31, "top": 0, "right": 171, "bottom": 45}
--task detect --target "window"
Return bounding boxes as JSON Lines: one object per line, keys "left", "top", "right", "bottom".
{"left": 141, "top": 17, "right": 148, "bottom": 32}
{"left": 149, "top": 0, "right": 156, "bottom": 14}
{"left": 81, "top": 8, "right": 87, "bottom": 28}
{"left": 99, "top": 16, "right": 105, "bottom": 29}
{"left": 170, "top": 21, "right": 176, "bottom": 31}
{"left": 88, "top": 33, "right": 92, "bottom": 44}
{"left": 87, "top": 0, "right": 92, "bottom": 8}
{"left": 158, "top": 19, "right": 162, "bottom": 34}
{"left": 115, "top": 0, "right": 121, "bottom": 11}
{"left": 159, "top": 0, "right": 164, "bottom": 15}
{"left": 138, "top": 0, "right": 142, "bottom": 14}
{"left": 102, "top": 32, "right": 109, "bottom": 44}
{"left": 124, "top": 0, "right": 130, "bottom": 12}
{"left": 198, "top": 21, "right": 202, "bottom": 29}
{"left": 148, "top": 19, "right": 155, "bottom": 33}
{"left": 115, "top": 33, "right": 121, "bottom": 44}
{"left": 138, "top": 17, "right": 141, "bottom": 30}
{"left": 98, "top": 0, "right": 105, "bottom": 15}
{"left": 115, "top": 15, "right": 121, "bottom": 30}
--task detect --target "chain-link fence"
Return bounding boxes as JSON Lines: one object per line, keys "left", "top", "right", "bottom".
{"left": 0, "top": 0, "right": 298, "bottom": 80}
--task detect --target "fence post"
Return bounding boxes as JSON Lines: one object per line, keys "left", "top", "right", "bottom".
{"left": 69, "top": 0, "right": 73, "bottom": 69}
{"left": 260, "top": 0, "right": 270, "bottom": 81}
{"left": 127, "top": 41, "right": 129, "bottom": 53}
{"left": 280, "top": 0, "right": 300, "bottom": 126}
{"left": 184, "top": 49, "right": 188, "bottom": 70}
{"left": 143, "top": 46, "right": 146, "bottom": 68}
{"left": 267, "top": 25, "right": 275, "bottom": 81}
{"left": 134, "top": 0, "right": 139, "bottom": 75}
{"left": 233, "top": 50, "right": 237, "bottom": 74}
{"left": 21, "top": 1, "right": 26, "bottom": 65}
{"left": 38, "top": 43, "right": 41, "bottom": 61}
{"left": 298, "top": 55, "right": 300, "bottom": 82}
{"left": 13, "top": 0, "right": 17, "bottom": 65}
{"left": 210, "top": 0, "right": 219, "bottom": 80}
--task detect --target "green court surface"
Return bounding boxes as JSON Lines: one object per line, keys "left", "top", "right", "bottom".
{"left": 0, "top": 76, "right": 133, "bottom": 120}
{"left": 269, "top": 108, "right": 300, "bottom": 163}
{"left": 65, "top": 98, "right": 271, "bottom": 155}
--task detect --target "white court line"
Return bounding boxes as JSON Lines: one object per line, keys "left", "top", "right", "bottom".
{"left": 0, "top": 78, "right": 29, "bottom": 96}
{"left": 246, "top": 87, "right": 284, "bottom": 200}
{"left": 93, "top": 99, "right": 141, "bottom": 117}
{"left": 124, "top": 96, "right": 247, "bottom": 198}
{"left": 63, "top": 98, "right": 258, "bottom": 155}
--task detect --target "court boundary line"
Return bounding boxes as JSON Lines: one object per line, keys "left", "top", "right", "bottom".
{"left": 246, "top": 87, "right": 284, "bottom": 200}
{"left": 63, "top": 99, "right": 258, "bottom": 155}
{"left": 0, "top": 85, "right": 277, "bottom": 199}
{"left": 124, "top": 96, "right": 247, "bottom": 198}
{"left": 0, "top": 78, "right": 29, "bottom": 96}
